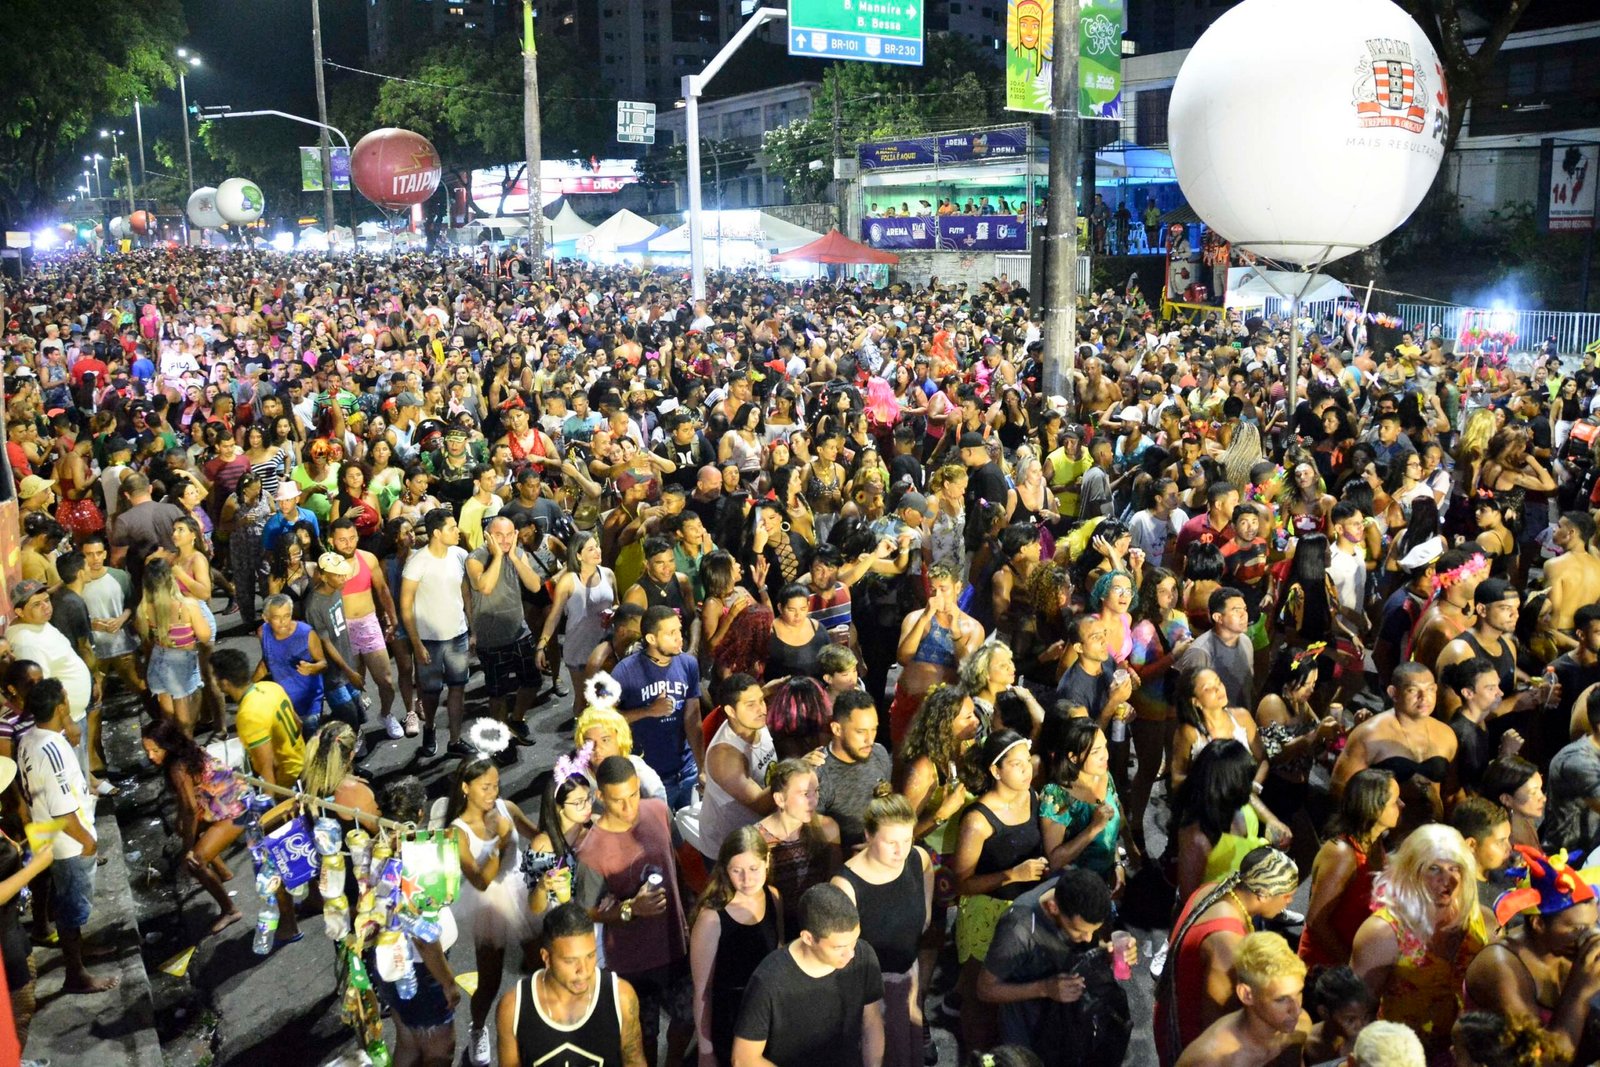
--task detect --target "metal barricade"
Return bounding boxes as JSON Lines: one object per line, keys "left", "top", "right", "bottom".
{"left": 1396, "top": 303, "right": 1600, "bottom": 356}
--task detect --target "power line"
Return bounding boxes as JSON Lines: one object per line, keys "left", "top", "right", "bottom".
{"left": 322, "top": 60, "right": 615, "bottom": 103}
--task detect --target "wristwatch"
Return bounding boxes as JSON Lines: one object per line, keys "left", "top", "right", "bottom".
{"left": 620, "top": 900, "right": 634, "bottom": 923}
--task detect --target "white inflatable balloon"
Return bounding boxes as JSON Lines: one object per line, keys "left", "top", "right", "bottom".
{"left": 109, "top": 217, "right": 127, "bottom": 238}
{"left": 1168, "top": 0, "right": 1448, "bottom": 265}
{"left": 187, "top": 187, "right": 225, "bottom": 229}
{"left": 215, "top": 177, "right": 265, "bottom": 225}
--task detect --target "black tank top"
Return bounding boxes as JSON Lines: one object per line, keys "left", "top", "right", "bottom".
{"left": 768, "top": 620, "right": 830, "bottom": 679}
{"left": 1459, "top": 630, "right": 1531, "bottom": 752}
{"left": 1459, "top": 630, "right": 1516, "bottom": 695}
{"left": 515, "top": 969, "right": 625, "bottom": 1067}
{"left": 710, "top": 888, "right": 782, "bottom": 1062}
{"left": 839, "top": 850, "right": 926, "bottom": 973}
{"left": 973, "top": 793, "right": 1043, "bottom": 902}
{"left": 637, "top": 574, "right": 688, "bottom": 619}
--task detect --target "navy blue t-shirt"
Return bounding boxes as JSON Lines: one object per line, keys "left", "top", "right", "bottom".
{"left": 610, "top": 650, "right": 700, "bottom": 784}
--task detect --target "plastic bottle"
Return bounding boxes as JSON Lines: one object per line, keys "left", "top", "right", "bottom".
{"left": 252, "top": 905, "right": 280, "bottom": 955}
{"left": 394, "top": 962, "right": 418, "bottom": 1001}
{"left": 1544, "top": 665, "right": 1560, "bottom": 708}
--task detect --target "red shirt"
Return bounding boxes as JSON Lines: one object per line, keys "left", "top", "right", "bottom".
{"left": 1174, "top": 510, "right": 1234, "bottom": 559}
{"left": 4, "top": 441, "right": 31, "bottom": 479}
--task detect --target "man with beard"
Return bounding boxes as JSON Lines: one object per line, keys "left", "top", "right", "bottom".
{"left": 1465, "top": 847, "right": 1600, "bottom": 1056}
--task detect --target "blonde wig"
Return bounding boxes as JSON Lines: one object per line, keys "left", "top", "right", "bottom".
{"left": 1370, "top": 823, "right": 1480, "bottom": 943}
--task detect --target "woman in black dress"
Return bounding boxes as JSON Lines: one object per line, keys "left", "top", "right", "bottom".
{"left": 689, "top": 825, "right": 781, "bottom": 1067}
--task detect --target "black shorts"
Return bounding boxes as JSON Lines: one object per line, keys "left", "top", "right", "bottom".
{"left": 479, "top": 630, "right": 540, "bottom": 698}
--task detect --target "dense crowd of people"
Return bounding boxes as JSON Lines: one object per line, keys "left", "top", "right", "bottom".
{"left": 0, "top": 246, "right": 1599, "bottom": 1067}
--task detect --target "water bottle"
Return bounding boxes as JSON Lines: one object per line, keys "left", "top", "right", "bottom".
{"left": 1544, "top": 665, "right": 1559, "bottom": 708}
{"left": 252, "top": 905, "right": 280, "bottom": 955}
{"left": 394, "top": 962, "right": 418, "bottom": 1001}
{"left": 392, "top": 910, "right": 442, "bottom": 944}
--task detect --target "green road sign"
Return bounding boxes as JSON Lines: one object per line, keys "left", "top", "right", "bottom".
{"left": 788, "top": 0, "right": 924, "bottom": 66}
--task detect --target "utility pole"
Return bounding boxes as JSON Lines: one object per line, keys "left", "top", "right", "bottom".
{"left": 1043, "top": 0, "right": 1080, "bottom": 400}
{"left": 133, "top": 99, "right": 148, "bottom": 212}
{"left": 832, "top": 78, "right": 845, "bottom": 233}
{"left": 524, "top": 0, "right": 544, "bottom": 270}
{"left": 310, "top": 0, "right": 337, "bottom": 240}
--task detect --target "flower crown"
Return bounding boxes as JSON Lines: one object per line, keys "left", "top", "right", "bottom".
{"left": 1433, "top": 552, "right": 1488, "bottom": 593}
{"left": 584, "top": 671, "right": 621, "bottom": 712}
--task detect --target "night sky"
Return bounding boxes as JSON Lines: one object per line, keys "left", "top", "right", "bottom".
{"left": 135, "top": 0, "right": 367, "bottom": 157}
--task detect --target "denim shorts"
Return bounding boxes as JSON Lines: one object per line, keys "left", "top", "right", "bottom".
{"left": 417, "top": 632, "right": 470, "bottom": 693}
{"left": 148, "top": 645, "right": 203, "bottom": 698}
{"left": 52, "top": 853, "right": 97, "bottom": 932}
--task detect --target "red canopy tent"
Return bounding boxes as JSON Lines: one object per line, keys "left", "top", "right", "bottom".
{"left": 769, "top": 227, "right": 899, "bottom": 265}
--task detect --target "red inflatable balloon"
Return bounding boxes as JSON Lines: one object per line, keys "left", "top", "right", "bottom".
{"left": 129, "top": 210, "right": 154, "bottom": 235}
{"left": 351, "top": 128, "right": 442, "bottom": 210}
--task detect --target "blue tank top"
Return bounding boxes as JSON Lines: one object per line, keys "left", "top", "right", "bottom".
{"left": 261, "top": 620, "right": 324, "bottom": 723}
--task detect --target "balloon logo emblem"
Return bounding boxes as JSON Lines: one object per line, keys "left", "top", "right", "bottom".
{"left": 1352, "top": 41, "right": 1434, "bottom": 135}
{"left": 242, "top": 185, "right": 264, "bottom": 212}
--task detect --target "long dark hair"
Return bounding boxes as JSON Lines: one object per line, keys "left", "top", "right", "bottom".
{"left": 538, "top": 764, "right": 592, "bottom": 864}
{"left": 141, "top": 716, "right": 208, "bottom": 781}
{"left": 1170, "top": 738, "right": 1255, "bottom": 844}
{"left": 1048, "top": 717, "right": 1103, "bottom": 789}
{"left": 1134, "top": 565, "right": 1177, "bottom": 628}
{"left": 1282, "top": 533, "right": 1333, "bottom": 636}
{"left": 1328, "top": 767, "right": 1397, "bottom": 847}
{"left": 444, "top": 756, "right": 498, "bottom": 826}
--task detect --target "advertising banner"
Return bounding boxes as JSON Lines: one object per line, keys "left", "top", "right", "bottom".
{"left": 937, "top": 127, "right": 1029, "bottom": 164}
{"left": 300, "top": 147, "right": 351, "bottom": 192}
{"left": 1548, "top": 142, "right": 1596, "bottom": 232}
{"left": 861, "top": 216, "right": 1028, "bottom": 251}
{"left": 857, "top": 137, "right": 937, "bottom": 171}
{"left": 1005, "top": 0, "right": 1053, "bottom": 114}
{"left": 1078, "top": 0, "right": 1123, "bottom": 120}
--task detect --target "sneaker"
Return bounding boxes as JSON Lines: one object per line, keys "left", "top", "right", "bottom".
{"left": 353, "top": 733, "right": 367, "bottom": 760}
{"left": 403, "top": 706, "right": 421, "bottom": 737}
{"left": 419, "top": 728, "right": 438, "bottom": 758}
{"left": 446, "top": 739, "right": 475, "bottom": 758}
{"left": 507, "top": 720, "right": 535, "bottom": 746}
{"left": 1273, "top": 908, "right": 1306, "bottom": 926}
{"left": 469, "top": 1024, "right": 491, "bottom": 1067}
{"left": 383, "top": 713, "right": 405, "bottom": 740}
{"left": 493, "top": 746, "right": 518, "bottom": 767}
{"left": 1148, "top": 940, "right": 1169, "bottom": 978}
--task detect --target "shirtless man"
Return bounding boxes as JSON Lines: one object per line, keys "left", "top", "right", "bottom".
{"left": 1073, "top": 357, "right": 1121, "bottom": 424}
{"left": 1175, "top": 932, "right": 1310, "bottom": 1067}
{"left": 1332, "top": 663, "right": 1458, "bottom": 834}
{"left": 1409, "top": 547, "right": 1488, "bottom": 675}
{"left": 1544, "top": 512, "right": 1600, "bottom": 632}
{"left": 1464, "top": 850, "right": 1600, "bottom": 1055}
{"left": 327, "top": 518, "right": 409, "bottom": 737}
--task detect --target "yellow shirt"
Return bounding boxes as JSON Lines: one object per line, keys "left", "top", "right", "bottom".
{"left": 236, "top": 680, "right": 305, "bottom": 784}
{"left": 1047, "top": 447, "right": 1092, "bottom": 517}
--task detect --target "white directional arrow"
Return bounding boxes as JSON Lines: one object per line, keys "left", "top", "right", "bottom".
{"left": 905, "top": 4, "right": 917, "bottom": 18}
{"left": 794, "top": 32, "right": 806, "bottom": 48}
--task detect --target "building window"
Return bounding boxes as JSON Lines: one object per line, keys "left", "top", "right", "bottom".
{"left": 1136, "top": 87, "right": 1171, "bottom": 146}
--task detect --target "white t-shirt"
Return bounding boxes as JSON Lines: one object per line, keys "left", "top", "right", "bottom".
{"left": 8, "top": 622, "right": 92, "bottom": 721}
{"left": 18, "top": 728, "right": 95, "bottom": 858}
{"left": 402, "top": 546, "right": 469, "bottom": 641}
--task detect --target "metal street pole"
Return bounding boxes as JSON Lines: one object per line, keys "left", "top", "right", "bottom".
{"left": 178, "top": 58, "right": 197, "bottom": 243}
{"left": 310, "top": 0, "right": 337, "bottom": 240}
{"left": 1043, "top": 0, "right": 1080, "bottom": 400}
{"left": 133, "top": 100, "right": 148, "bottom": 210}
{"left": 524, "top": 1, "right": 544, "bottom": 271}
{"left": 832, "top": 79, "right": 844, "bottom": 233}
{"left": 685, "top": 6, "right": 787, "bottom": 304}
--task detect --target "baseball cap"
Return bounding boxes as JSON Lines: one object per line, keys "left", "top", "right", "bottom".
{"left": 396, "top": 391, "right": 423, "bottom": 408}
{"left": 899, "top": 491, "right": 933, "bottom": 516}
{"left": 106, "top": 437, "right": 133, "bottom": 456}
{"left": 958, "top": 431, "right": 987, "bottom": 450}
{"left": 317, "top": 551, "right": 353, "bottom": 577}
{"left": 10, "top": 579, "right": 47, "bottom": 610}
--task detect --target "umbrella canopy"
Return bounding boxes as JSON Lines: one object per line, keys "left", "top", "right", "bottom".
{"left": 636, "top": 211, "right": 823, "bottom": 254}
{"left": 770, "top": 228, "right": 900, "bottom": 265}
{"left": 546, "top": 200, "right": 596, "bottom": 241}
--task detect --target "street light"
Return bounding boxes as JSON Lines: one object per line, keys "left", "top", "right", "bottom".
{"left": 177, "top": 49, "right": 202, "bottom": 242}
{"left": 83, "top": 155, "right": 104, "bottom": 199}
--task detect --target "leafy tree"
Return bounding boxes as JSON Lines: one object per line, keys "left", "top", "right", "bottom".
{"left": 635, "top": 139, "right": 750, "bottom": 210}
{"left": 762, "top": 39, "right": 1000, "bottom": 207}
{"left": 0, "top": 0, "right": 186, "bottom": 225}
{"left": 197, "top": 118, "right": 307, "bottom": 223}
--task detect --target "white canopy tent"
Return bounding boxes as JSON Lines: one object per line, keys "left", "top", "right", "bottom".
{"left": 638, "top": 210, "right": 824, "bottom": 257}
{"left": 1224, "top": 267, "right": 1352, "bottom": 309}
{"left": 580, "top": 209, "right": 661, "bottom": 256}
{"left": 546, "top": 200, "right": 595, "bottom": 244}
